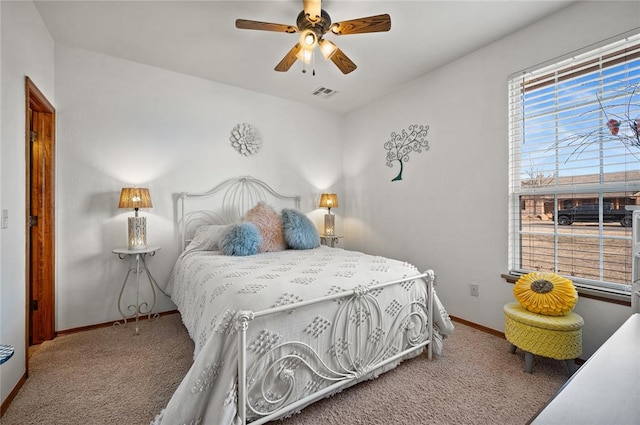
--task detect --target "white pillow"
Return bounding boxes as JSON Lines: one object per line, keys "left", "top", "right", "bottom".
{"left": 185, "top": 225, "right": 228, "bottom": 252}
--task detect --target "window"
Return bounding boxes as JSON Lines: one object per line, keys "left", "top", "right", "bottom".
{"left": 508, "top": 32, "right": 640, "bottom": 296}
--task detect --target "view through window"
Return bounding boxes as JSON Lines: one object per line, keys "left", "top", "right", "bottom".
{"left": 508, "top": 32, "right": 640, "bottom": 294}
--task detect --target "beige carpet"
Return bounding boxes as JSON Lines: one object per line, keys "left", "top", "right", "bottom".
{"left": 1, "top": 313, "right": 568, "bottom": 425}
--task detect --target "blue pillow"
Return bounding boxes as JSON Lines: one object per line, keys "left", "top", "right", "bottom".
{"left": 281, "top": 209, "right": 320, "bottom": 250}
{"left": 219, "top": 222, "right": 262, "bottom": 256}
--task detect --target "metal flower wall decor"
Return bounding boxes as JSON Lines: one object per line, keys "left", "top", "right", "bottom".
{"left": 384, "top": 124, "right": 430, "bottom": 181}
{"left": 230, "top": 123, "right": 262, "bottom": 156}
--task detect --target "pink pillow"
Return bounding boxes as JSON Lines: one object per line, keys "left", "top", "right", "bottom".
{"left": 244, "top": 202, "right": 286, "bottom": 252}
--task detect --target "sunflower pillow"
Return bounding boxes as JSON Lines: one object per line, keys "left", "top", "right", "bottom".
{"left": 514, "top": 272, "right": 578, "bottom": 316}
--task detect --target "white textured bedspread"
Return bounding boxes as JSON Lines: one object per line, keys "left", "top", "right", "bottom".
{"left": 153, "top": 246, "right": 453, "bottom": 425}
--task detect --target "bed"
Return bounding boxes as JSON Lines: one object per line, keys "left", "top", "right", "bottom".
{"left": 152, "top": 176, "right": 454, "bottom": 425}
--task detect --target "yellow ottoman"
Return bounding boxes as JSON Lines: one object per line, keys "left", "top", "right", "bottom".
{"left": 503, "top": 302, "right": 583, "bottom": 373}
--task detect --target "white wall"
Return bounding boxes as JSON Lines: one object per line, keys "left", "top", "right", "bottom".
{"left": 54, "top": 44, "right": 344, "bottom": 331}
{"left": 0, "top": 0, "right": 55, "bottom": 407}
{"left": 343, "top": 1, "right": 639, "bottom": 358}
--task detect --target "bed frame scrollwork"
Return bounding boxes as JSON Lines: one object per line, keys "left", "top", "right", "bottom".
{"left": 236, "top": 272, "right": 434, "bottom": 424}
{"left": 179, "top": 175, "right": 300, "bottom": 251}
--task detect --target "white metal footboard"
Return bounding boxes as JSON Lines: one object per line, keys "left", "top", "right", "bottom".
{"left": 236, "top": 270, "right": 435, "bottom": 425}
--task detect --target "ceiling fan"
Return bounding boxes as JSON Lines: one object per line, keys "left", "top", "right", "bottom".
{"left": 235, "top": 0, "right": 391, "bottom": 75}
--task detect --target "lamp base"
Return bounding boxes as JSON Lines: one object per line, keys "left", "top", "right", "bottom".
{"left": 324, "top": 213, "right": 335, "bottom": 236}
{"left": 127, "top": 216, "right": 147, "bottom": 250}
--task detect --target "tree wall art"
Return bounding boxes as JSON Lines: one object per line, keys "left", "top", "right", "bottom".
{"left": 384, "top": 124, "right": 430, "bottom": 181}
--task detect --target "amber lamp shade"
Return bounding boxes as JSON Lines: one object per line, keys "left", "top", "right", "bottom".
{"left": 319, "top": 193, "right": 339, "bottom": 236}
{"left": 119, "top": 187, "right": 152, "bottom": 249}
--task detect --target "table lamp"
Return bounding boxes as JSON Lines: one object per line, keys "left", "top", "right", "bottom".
{"left": 118, "top": 187, "right": 152, "bottom": 249}
{"left": 319, "top": 193, "right": 338, "bottom": 236}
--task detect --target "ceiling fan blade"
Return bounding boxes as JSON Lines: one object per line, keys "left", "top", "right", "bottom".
{"left": 330, "top": 14, "right": 391, "bottom": 35}
{"left": 235, "top": 19, "right": 297, "bottom": 33}
{"left": 303, "top": 0, "right": 322, "bottom": 22}
{"left": 275, "top": 43, "right": 302, "bottom": 72}
{"left": 330, "top": 48, "right": 357, "bottom": 74}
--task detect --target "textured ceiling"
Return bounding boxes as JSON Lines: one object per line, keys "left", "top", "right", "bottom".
{"left": 34, "top": 0, "right": 575, "bottom": 113}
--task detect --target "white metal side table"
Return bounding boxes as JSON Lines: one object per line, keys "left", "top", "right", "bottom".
{"left": 112, "top": 246, "right": 164, "bottom": 334}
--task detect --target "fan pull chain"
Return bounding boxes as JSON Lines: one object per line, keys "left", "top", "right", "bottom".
{"left": 301, "top": 50, "right": 317, "bottom": 76}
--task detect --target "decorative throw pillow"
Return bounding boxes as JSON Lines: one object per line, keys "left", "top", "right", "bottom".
{"left": 281, "top": 208, "right": 320, "bottom": 250}
{"left": 219, "top": 222, "right": 262, "bottom": 256}
{"left": 185, "top": 224, "right": 228, "bottom": 252}
{"left": 244, "top": 202, "right": 286, "bottom": 252}
{"left": 514, "top": 271, "right": 578, "bottom": 316}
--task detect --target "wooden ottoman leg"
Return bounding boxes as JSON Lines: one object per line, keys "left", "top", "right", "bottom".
{"left": 509, "top": 344, "right": 517, "bottom": 354}
{"left": 524, "top": 352, "right": 534, "bottom": 373}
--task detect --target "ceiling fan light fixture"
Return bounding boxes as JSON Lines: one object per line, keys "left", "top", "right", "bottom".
{"left": 296, "top": 48, "right": 313, "bottom": 64}
{"left": 299, "top": 29, "right": 318, "bottom": 50}
{"left": 236, "top": 1, "right": 391, "bottom": 75}
{"left": 319, "top": 39, "right": 338, "bottom": 60}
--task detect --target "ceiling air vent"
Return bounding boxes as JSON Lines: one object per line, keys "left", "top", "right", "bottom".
{"left": 312, "top": 87, "right": 338, "bottom": 99}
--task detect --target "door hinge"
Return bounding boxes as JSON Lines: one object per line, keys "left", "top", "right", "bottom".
{"left": 29, "top": 131, "right": 38, "bottom": 143}
{"left": 31, "top": 300, "right": 39, "bottom": 311}
{"left": 28, "top": 215, "right": 38, "bottom": 227}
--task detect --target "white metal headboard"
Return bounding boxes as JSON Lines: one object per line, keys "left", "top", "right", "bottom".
{"left": 179, "top": 176, "right": 301, "bottom": 251}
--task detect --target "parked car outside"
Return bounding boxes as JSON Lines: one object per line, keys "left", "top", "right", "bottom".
{"left": 554, "top": 203, "right": 632, "bottom": 227}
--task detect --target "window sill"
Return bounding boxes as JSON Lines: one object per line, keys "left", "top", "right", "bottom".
{"left": 501, "top": 273, "right": 631, "bottom": 307}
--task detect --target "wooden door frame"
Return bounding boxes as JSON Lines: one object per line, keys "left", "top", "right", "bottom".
{"left": 25, "top": 77, "right": 56, "bottom": 359}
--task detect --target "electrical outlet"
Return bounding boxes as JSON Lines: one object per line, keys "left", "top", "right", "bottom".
{"left": 469, "top": 283, "right": 479, "bottom": 297}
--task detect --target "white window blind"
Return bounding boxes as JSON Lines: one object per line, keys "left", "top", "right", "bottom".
{"left": 508, "top": 32, "right": 640, "bottom": 294}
